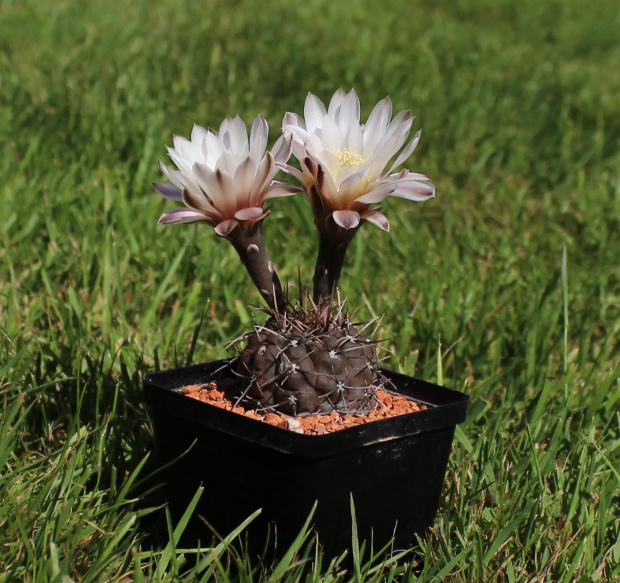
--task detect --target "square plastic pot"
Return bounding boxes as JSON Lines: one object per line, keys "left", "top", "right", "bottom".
{"left": 144, "top": 359, "right": 468, "bottom": 560}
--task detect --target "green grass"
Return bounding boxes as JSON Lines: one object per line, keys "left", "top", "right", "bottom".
{"left": 1, "top": 0, "right": 619, "bottom": 579}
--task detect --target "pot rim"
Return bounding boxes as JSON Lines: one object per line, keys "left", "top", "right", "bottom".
{"left": 144, "top": 359, "right": 469, "bottom": 458}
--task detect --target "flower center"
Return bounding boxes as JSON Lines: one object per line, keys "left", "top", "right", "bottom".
{"left": 335, "top": 148, "right": 365, "bottom": 168}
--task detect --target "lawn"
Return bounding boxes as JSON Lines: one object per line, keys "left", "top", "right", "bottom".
{"left": 1, "top": 0, "right": 619, "bottom": 580}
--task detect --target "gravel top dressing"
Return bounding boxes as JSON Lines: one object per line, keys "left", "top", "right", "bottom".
{"left": 182, "top": 382, "right": 428, "bottom": 435}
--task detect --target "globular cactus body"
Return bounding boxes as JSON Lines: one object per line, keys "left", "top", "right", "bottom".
{"left": 235, "top": 311, "right": 380, "bottom": 416}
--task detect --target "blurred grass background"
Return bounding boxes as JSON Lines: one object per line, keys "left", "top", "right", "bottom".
{"left": 1, "top": 0, "right": 619, "bottom": 580}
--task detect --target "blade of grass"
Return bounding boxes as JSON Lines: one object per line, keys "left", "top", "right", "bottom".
{"left": 155, "top": 486, "right": 204, "bottom": 579}
{"left": 268, "top": 502, "right": 317, "bottom": 582}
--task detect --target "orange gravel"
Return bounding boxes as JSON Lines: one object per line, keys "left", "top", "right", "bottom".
{"left": 181, "top": 382, "right": 427, "bottom": 435}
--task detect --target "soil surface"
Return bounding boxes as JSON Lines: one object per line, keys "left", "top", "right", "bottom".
{"left": 182, "top": 382, "right": 427, "bottom": 435}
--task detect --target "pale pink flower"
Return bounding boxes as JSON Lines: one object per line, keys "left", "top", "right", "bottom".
{"left": 154, "top": 115, "right": 299, "bottom": 237}
{"left": 281, "top": 89, "right": 434, "bottom": 231}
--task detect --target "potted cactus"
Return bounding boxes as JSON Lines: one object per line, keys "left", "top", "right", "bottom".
{"left": 144, "top": 90, "right": 468, "bottom": 560}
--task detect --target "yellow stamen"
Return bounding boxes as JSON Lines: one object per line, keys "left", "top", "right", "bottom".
{"left": 335, "top": 148, "right": 364, "bottom": 168}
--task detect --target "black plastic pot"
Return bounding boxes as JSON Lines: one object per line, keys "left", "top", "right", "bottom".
{"left": 144, "top": 359, "right": 468, "bottom": 560}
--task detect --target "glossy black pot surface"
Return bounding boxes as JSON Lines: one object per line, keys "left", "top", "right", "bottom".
{"left": 144, "top": 359, "right": 468, "bottom": 560}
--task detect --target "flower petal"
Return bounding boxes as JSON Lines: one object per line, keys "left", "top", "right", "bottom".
{"left": 249, "top": 151, "right": 276, "bottom": 206}
{"left": 204, "top": 130, "right": 224, "bottom": 164}
{"left": 221, "top": 115, "right": 249, "bottom": 158}
{"left": 336, "top": 171, "right": 367, "bottom": 203}
{"left": 276, "top": 162, "right": 311, "bottom": 185}
{"left": 345, "top": 119, "right": 363, "bottom": 156}
{"left": 160, "top": 160, "right": 197, "bottom": 192}
{"left": 355, "top": 182, "right": 396, "bottom": 204}
{"left": 320, "top": 113, "right": 341, "bottom": 152}
{"left": 271, "top": 134, "right": 292, "bottom": 164}
{"left": 401, "top": 171, "right": 431, "bottom": 181}
{"left": 337, "top": 89, "right": 361, "bottom": 137}
{"left": 282, "top": 111, "right": 306, "bottom": 130}
{"left": 191, "top": 124, "right": 209, "bottom": 145}
{"left": 328, "top": 88, "right": 346, "bottom": 118}
{"left": 315, "top": 162, "right": 339, "bottom": 205}
{"left": 206, "top": 168, "right": 237, "bottom": 214}
{"left": 214, "top": 219, "right": 239, "bottom": 237}
{"left": 362, "top": 97, "right": 392, "bottom": 153}
{"left": 290, "top": 136, "right": 308, "bottom": 163}
{"left": 312, "top": 148, "right": 342, "bottom": 185}
{"left": 388, "top": 129, "right": 421, "bottom": 174}
{"left": 304, "top": 93, "right": 327, "bottom": 133}
{"left": 263, "top": 185, "right": 302, "bottom": 199}
{"left": 234, "top": 155, "right": 258, "bottom": 200}
{"left": 285, "top": 125, "right": 310, "bottom": 146}
{"left": 171, "top": 135, "right": 195, "bottom": 160}
{"left": 332, "top": 209, "right": 361, "bottom": 229}
{"left": 376, "top": 110, "right": 413, "bottom": 154}
{"left": 234, "top": 206, "right": 265, "bottom": 220}
{"left": 249, "top": 115, "right": 269, "bottom": 160}
{"left": 152, "top": 180, "right": 183, "bottom": 201}
{"left": 192, "top": 161, "right": 213, "bottom": 195}
{"left": 306, "top": 132, "right": 328, "bottom": 161}
{"left": 183, "top": 187, "right": 217, "bottom": 213}
{"left": 167, "top": 146, "right": 194, "bottom": 177}
{"left": 158, "top": 208, "right": 211, "bottom": 225}
{"left": 363, "top": 112, "right": 412, "bottom": 178}
{"left": 391, "top": 179, "right": 435, "bottom": 201}
{"left": 361, "top": 209, "right": 390, "bottom": 231}
{"left": 302, "top": 156, "right": 319, "bottom": 179}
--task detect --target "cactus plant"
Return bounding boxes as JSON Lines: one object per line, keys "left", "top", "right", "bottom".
{"left": 234, "top": 300, "right": 381, "bottom": 415}
{"left": 154, "top": 89, "right": 434, "bottom": 417}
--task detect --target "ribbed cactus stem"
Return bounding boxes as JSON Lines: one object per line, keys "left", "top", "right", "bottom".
{"left": 227, "top": 227, "right": 286, "bottom": 313}
{"left": 235, "top": 307, "right": 380, "bottom": 415}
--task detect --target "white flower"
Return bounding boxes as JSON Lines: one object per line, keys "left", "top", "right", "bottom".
{"left": 281, "top": 89, "right": 434, "bottom": 231}
{"left": 154, "top": 115, "right": 299, "bottom": 237}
